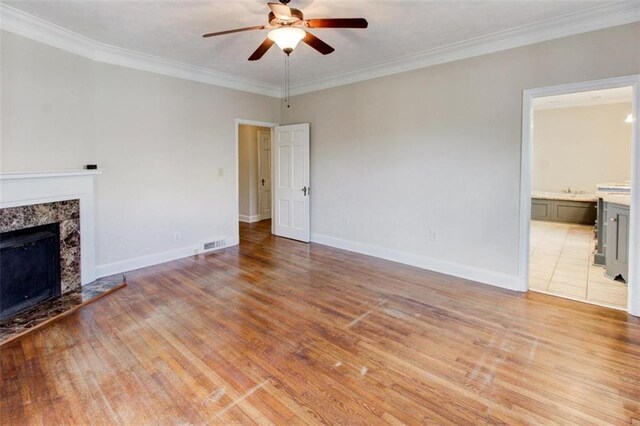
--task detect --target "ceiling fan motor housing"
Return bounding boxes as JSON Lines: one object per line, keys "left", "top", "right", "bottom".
{"left": 268, "top": 9, "right": 304, "bottom": 26}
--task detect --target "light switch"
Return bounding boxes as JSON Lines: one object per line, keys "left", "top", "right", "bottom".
{"left": 218, "top": 167, "right": 224, "bottom": 177}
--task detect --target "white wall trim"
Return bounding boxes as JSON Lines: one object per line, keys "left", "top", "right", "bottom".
{"left": 96, "top": 236, "right": 240, "bottom": 278}
{"left": 2, "top": 2, "right": 638, "bottom": 98}
{"left": 0, "top": 169, "right": 103, "bottom": 180}
{"left": 520, "top": 75, "right": 640, "bottom": 316}
{"left": 0, "top": 3, "right": 281, "bottom": 98}
{"left": 311, "top": 233, "right": 522, "bottom": 292}
{"left": 289, "top": 1, "right": 640, "bottom": 96}
{"left": 239, "top": 214, "right": 262, "bottom": 223}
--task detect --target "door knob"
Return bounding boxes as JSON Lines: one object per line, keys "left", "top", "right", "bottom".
{"left": 302, "top": 186, "right": 308, "bottom": 196}
{"left": 261, "top": 178, "right": 266, "bottom": 186}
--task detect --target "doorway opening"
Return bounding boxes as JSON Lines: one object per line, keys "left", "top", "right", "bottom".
{"left": 235, "top": 120, "right": 311, "bottom": 244}
{"left": 520, "top": 76, "right": 640, "bottom": 315}
{"left": 236, "top": 119, "right": 276, "bottom": 242}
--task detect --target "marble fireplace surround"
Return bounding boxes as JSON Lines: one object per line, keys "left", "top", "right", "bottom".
{"left": 1, "top": 199, "right": 81, "bottom": 293}
{"left": 0, "top": 170, "right": 101, "bottom": 285}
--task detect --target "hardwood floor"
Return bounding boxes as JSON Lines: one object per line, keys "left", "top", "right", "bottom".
{"left": 2, "top": 220, "right": 639, "bottom": 424}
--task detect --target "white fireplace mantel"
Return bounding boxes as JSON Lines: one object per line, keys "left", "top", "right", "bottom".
{"left": 0, "top": 169, "right": 102, "bottom": 285}
{"left": 0, "top": 169, "right": 103, "bottom": 180}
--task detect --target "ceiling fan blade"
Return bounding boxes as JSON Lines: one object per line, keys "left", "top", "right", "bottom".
{"left": 203, "top": 25, "right": 265, "bottom": 38}
{"left": 248, "top": 38, "right": 275, "bottom": 61}
{"left": 302, "top": 32, "right": 335, "bottom": 55}
{"left": 268, "top": 2, "right": 292, "bottom": 20}
{"left": 305, "top": 18, "right": 368, "bottom": 29}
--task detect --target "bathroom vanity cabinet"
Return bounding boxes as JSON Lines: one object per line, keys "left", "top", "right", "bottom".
{"left": 531, "top": 198, "right": 597, "bottom": 225}
{"left": 604, "top": 203, "right": 630, "bottom": 282}
{"left": 594, "top": 198, "right": 630, "bottom": 282}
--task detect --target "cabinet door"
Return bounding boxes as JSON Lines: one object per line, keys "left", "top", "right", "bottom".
{"left": 552, "top": 200, "right": 597, "bottom": 225}
{"left": 605, "top": 204, "right": 630, "bottom": 282}
{"left": 531, "top": 199, "right": 552, "bottom": 221}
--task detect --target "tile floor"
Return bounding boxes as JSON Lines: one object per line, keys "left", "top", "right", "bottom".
{"left": 529, "top": 220, "right": 628, "bottom": 309}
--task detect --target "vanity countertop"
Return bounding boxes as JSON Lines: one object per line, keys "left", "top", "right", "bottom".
{"left": 532, "top": 191, "right": 598, "bottom": 202}
{"left": 596, "top": 182, "right": 631, "bottom": 206}
{"left": 601, "top": 193, "right": 631, "bottom": 206}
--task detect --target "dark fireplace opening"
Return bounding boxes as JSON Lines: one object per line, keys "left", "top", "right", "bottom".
{"left": 0, "top": 223, "right": 61, "bottom": 320}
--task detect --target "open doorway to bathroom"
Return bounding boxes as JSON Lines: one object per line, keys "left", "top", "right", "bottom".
{"left": 527, "top": 86, "right": 633, "bottom": 310}
{"left": 236, "top": 120, "right": 275, "bottom": 241}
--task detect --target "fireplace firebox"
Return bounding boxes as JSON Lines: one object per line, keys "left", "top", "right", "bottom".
{"left": 0, "top": 223, "right": 61, "bottom": 320}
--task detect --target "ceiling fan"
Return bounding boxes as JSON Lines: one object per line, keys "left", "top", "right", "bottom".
{"left": 202, "top": 0, "right": 368, "bottom": 61}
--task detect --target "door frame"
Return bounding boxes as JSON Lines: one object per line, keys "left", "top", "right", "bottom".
{"left": 235, "top": 119, "right": 278, "bottom": 236}
{"left": 518, "top": 75, "right": 640, "bottom": 316}
{"left": 257, "top": 129, "right": 272, "bottom": 221}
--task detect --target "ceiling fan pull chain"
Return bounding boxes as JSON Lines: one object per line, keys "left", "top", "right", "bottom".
{"left": 287, "top": 54, "right": 290, "bottom": 108}
{"left": 285, "top": 54, "right": 291, "bottom": 108}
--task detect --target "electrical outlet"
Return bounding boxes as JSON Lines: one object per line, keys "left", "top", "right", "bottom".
{"left": 174, "top": 232, "right": 181, "bottom": 242}
{"left": 342, "top": 216, "right": 349, "bottom": 226}
{"left": 429, "top": 230, "right": 438, "bottom": 242}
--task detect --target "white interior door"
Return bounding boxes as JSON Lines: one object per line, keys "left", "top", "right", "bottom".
{"left": 258, "top": 130, "right": 272, "bottom": 220}
{"left": 274, "top": 123, "right": 310, "bottom": 242}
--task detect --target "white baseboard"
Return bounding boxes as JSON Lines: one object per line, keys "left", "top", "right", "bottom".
{"left": 96, "top": 235, "right": 240, "bottom": 278}
{"left": 310, "top": 233, "right": 523, "bottom": 292}
{"left": 239, "top": 214, "right": 262, "bottom": 223}
{"left": 95, "top": 230, "right": 520, "bottom": 292}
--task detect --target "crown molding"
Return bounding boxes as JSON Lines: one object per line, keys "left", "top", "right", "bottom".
{"left": 289, "top": 1, "right": 640, "bottom": 96}
{"left": 1, "top": 2, "right": 639, "bottom": 99}
{"left": 0, "top": 3, "right": 282, "bottom": 97}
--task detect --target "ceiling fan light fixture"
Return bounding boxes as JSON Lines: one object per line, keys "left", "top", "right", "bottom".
{"left": 268, "top": 27, "right": 306, "bottom": 54}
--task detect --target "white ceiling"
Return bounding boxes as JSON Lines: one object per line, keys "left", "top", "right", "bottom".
{"left": 534, "top": 87, "right": 633, "bottom": 110}
{"left": 2, "top": 0, "right": 638, "bottom": 94}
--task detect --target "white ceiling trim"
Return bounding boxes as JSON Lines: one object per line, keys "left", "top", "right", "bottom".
{"left": 0, "top": 3, "right": 282, "bottom": 97}
{"left": 289, "top": 1, "right": 640, "bottom": 96}
{"left": 1, "top": 2, "right": 639, "bottom": 99}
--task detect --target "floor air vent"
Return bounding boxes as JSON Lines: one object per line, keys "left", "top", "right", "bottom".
{"left": 203, "top": 239, "right": 226, "bottom": 251}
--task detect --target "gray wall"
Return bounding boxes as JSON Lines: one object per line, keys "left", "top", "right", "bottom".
{"left": 282, "top": 23, "right": 640, "bottom": 281}
{"left": 1, "top": 31, "right": 97, "bottom": 170}
{"left": 2, "top": 22, "right": 639, "bottom": 285}
{"left": 1, "top": 31, "right": 281, "bottom": 272}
